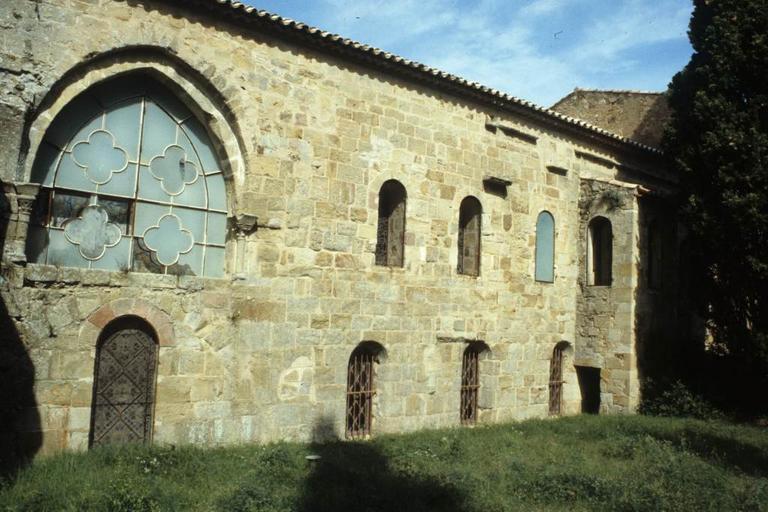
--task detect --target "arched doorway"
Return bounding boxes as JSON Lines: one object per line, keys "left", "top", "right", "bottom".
{"left": 89, "top": 316, "right": 158, "bottom": 447}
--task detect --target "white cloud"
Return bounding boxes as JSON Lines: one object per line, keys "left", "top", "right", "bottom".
{"left": 245, "top": 0, "right": 692, "bottom": 105}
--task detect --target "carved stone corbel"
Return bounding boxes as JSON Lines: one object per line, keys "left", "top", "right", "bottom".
{"left": 2, "top": 182, "right": 40, "bottom": 265}
{"left": 230, "top": 213, "right": 257, "bottom": 276}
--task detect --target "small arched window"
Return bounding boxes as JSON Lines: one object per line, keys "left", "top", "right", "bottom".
{"left": 587, "top": 216, "right": 612, "bottom": 286}
{"left": 346, "top": 342, "right": 385, "bottom": 439}
{"left": 647, "top": 219, "right": 663, "bottom": 289}
{"left": 26, "top": 74, "right": 228, "bottom": 277}
{"left": 457, "top": 196, "right": 482, "bottom": 276}
{"left": 535, "top": 211, "right": 555, "bottom": 282}
{"left": 375, "top": 180, "right": 406, "bottom": 267}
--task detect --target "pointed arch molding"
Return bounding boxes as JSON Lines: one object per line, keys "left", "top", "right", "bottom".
{"left": 21, "top": 46, "right": 247, "bottom": 204}
{"left": 81, "top": 298, "right": 175, "bottom": 347}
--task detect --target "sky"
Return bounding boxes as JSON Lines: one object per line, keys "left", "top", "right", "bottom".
{"left": 241, "top": 0, "right": 694, "bottom": 107}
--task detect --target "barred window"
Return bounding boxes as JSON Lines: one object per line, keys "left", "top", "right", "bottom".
{"left": 26, "top": 74, "right": 227, "bottom": 277}
{"left": 346, "top": 342, "right": 385, "bottom": 439}
{"left": 548, "top": 342, "right": 570, "bottom": 416}
{"left": 460, "top": 345, "right": 480, "bottom": 425}
{"left": 457, "top": 196, "right": 482, "bottom": 276}
{"left": 587, "top": 216, "right": 612, "bottom": 286}
{"left": 375, "top": 180, "right": 406, "bottom": 267}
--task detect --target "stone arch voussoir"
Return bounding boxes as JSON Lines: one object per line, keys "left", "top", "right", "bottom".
{"left": 81, "top": 298, "right": 175, "bottom": 348}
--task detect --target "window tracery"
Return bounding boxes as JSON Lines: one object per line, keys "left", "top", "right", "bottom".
{"left": 27, "top": 75, "right": 227, "bottom": 277}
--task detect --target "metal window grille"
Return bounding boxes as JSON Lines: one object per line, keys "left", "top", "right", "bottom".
{"left": 346, "top": 349, "right": 375, "bottom": 439}
{"left": 89, "top": 320, "right": 158, "bottom": 447}
{"left": 549, "top": 344, "right": 565, "bottom": 416}
{"left": 460, "top": 348, "right": 480, "bottom": 425}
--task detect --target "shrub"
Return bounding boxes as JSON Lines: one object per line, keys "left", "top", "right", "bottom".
{"left": 639, "top": 380, "right": 725, "bottom": 420}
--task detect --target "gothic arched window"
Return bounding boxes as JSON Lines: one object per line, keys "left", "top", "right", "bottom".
{"left": 26, "top": 74, "right": 228, "bottom": 277}
{"left": 535, "top": 211, "right": 555, "bottom": 282}
{"left": 375, "top": 179, "right": 406, "bottom": 267}
{"left": 457, "top": 196, "right": 482, "bottom": 276}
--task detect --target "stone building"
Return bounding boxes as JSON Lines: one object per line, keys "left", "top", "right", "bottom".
{"left": 0, "top": 0, "right": 682, "bottom": 462}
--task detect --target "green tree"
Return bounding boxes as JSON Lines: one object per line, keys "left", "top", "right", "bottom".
{"left": 664, "top": 0, "right": 768, "bottom": 405}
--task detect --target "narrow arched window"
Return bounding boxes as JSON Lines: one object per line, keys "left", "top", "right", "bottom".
{"left": 375, "top": 179, "right": 406, "bottom": 267}
{"left": 90, "top": 316, "right": 158, "bottom": 447}
{"left": 26, "top": 74, "right": 228, "bottom": 277}
{"left": 647, "top": 219, "right": 663, "bottom": 289}
{"left": 535, "top": 211, "right": 555, "bottom": 282}
{"left": 460, "top": 343, "right": 483, "bottom": 425}
{"left": 587, "top": 217, "right": 612, "bottom": 286}
{"left": 458, "top": 196, "right": 482, "bottom": 276}
{"left": 346, "top": 342, "right": 384, "bottom": 439}
{"left": 549, "top": 342, "right": 569, "bottom": 416}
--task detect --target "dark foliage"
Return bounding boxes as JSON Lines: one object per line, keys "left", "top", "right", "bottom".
{"left": 664, "top": 0, "right": 768, "bottom": 414}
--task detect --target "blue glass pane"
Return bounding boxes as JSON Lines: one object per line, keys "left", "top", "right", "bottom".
{"left": 203, "top": 246, "right": 225, "bottom": 277}
{"left": 45, "top": 95, "right": 102, "bottom": 150}
{"left": 31, "top": 142, "right": 61, "bottom": 187}
{"left": 173, "top": 171, "right": 206, "bottom": 208}
{"left": 98, "top": 161, "right": 138, "bottom": 198}
{"left": 206, "top": 173, "right": 227, "bottom": 212}
{"left": 134, "top": 201, "right": 170, "bottom": 237}
{"left": 46, "top": 229, "right": 88, "bottom": 269}
{"left": 146, "top": 82, "right": 192, "bottom": 122}
{"left": 176, "top": 243, "right": 203, "bottom": 276}
{"left": 137, "top": 164, "right": 172, "bottom": 203}
{"left": 104, "top": 100, "right": 142, "bottom": 162}
{"left": 206, "top": 212, "right": 227, "bottom": 245}
{"left": 91, "top": 79, "right": 145, "bottom": 107}
{"left": 66, "top": 117, "right": 104, "bottom": 153}
{"left": 51, "top": 192, "right": 90, "bottom": 228}
{"left": 98, "top": 197, "right": 131, "bottom": 235}
{"left": 141, "top": 101, "right": 179, "bottom": 164}
{"left": 177, "top": 130, "right": 205, "bottom": 176}
{"left": 91, "top": 236, "right": 131, "bottom": 271}
{"left": 172, "top": 207, "right": 205, "bottom": 243}
{"left": 181, "top": 118, "right": 219, "bottom": 174}
{"left": 26, "top": 226, "right": 49, "bottom": 264}
{"left": 535, "top": 212, "right": 555, "bottom": 283}
{"left": 55, "top": 153, "right": 98, "bottom": 193}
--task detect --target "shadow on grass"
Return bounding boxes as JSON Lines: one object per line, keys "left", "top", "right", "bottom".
{"left": 296, "top": 416, "right": 469, "bottom": 512}
{"left": 662, "top": 427, "right": 768, "bottom": 478}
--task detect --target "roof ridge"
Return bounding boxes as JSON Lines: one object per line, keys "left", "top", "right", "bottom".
{"left": 573, "top": 88, "right": 666, "bottom": 95}
{"left": 193, "top": 0, "right": 663, "bottom": 155}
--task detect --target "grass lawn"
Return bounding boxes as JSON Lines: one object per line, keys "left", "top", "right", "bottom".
{"left": 1, "top": 415, "right": 767, "bottom": 511}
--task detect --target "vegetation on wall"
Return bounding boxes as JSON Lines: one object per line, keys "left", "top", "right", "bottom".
{"left": 664, "top": 0, "right": 768, "bottom": 414}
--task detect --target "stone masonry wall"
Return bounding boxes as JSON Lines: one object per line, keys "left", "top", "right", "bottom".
{"left": 0, "top": 0, "right": 675, "bottom": 455}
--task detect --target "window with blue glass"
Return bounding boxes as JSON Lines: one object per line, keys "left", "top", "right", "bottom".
{"left": 535, "top": 211, "right": 555, "bottom": 282}
{"left": 26, "top": 75, "right": 227, "bottom": 277}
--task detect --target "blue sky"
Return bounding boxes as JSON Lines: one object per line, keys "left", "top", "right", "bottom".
{"left": 242, "top": 0, "right": 693, "bottom": 107}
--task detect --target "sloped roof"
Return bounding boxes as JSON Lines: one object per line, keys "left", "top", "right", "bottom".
{"left": 170, "top": 0, "right": 663, "bottom": 156}
{"left": 551, "top": 89, "right": 671, "bottom": 149}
